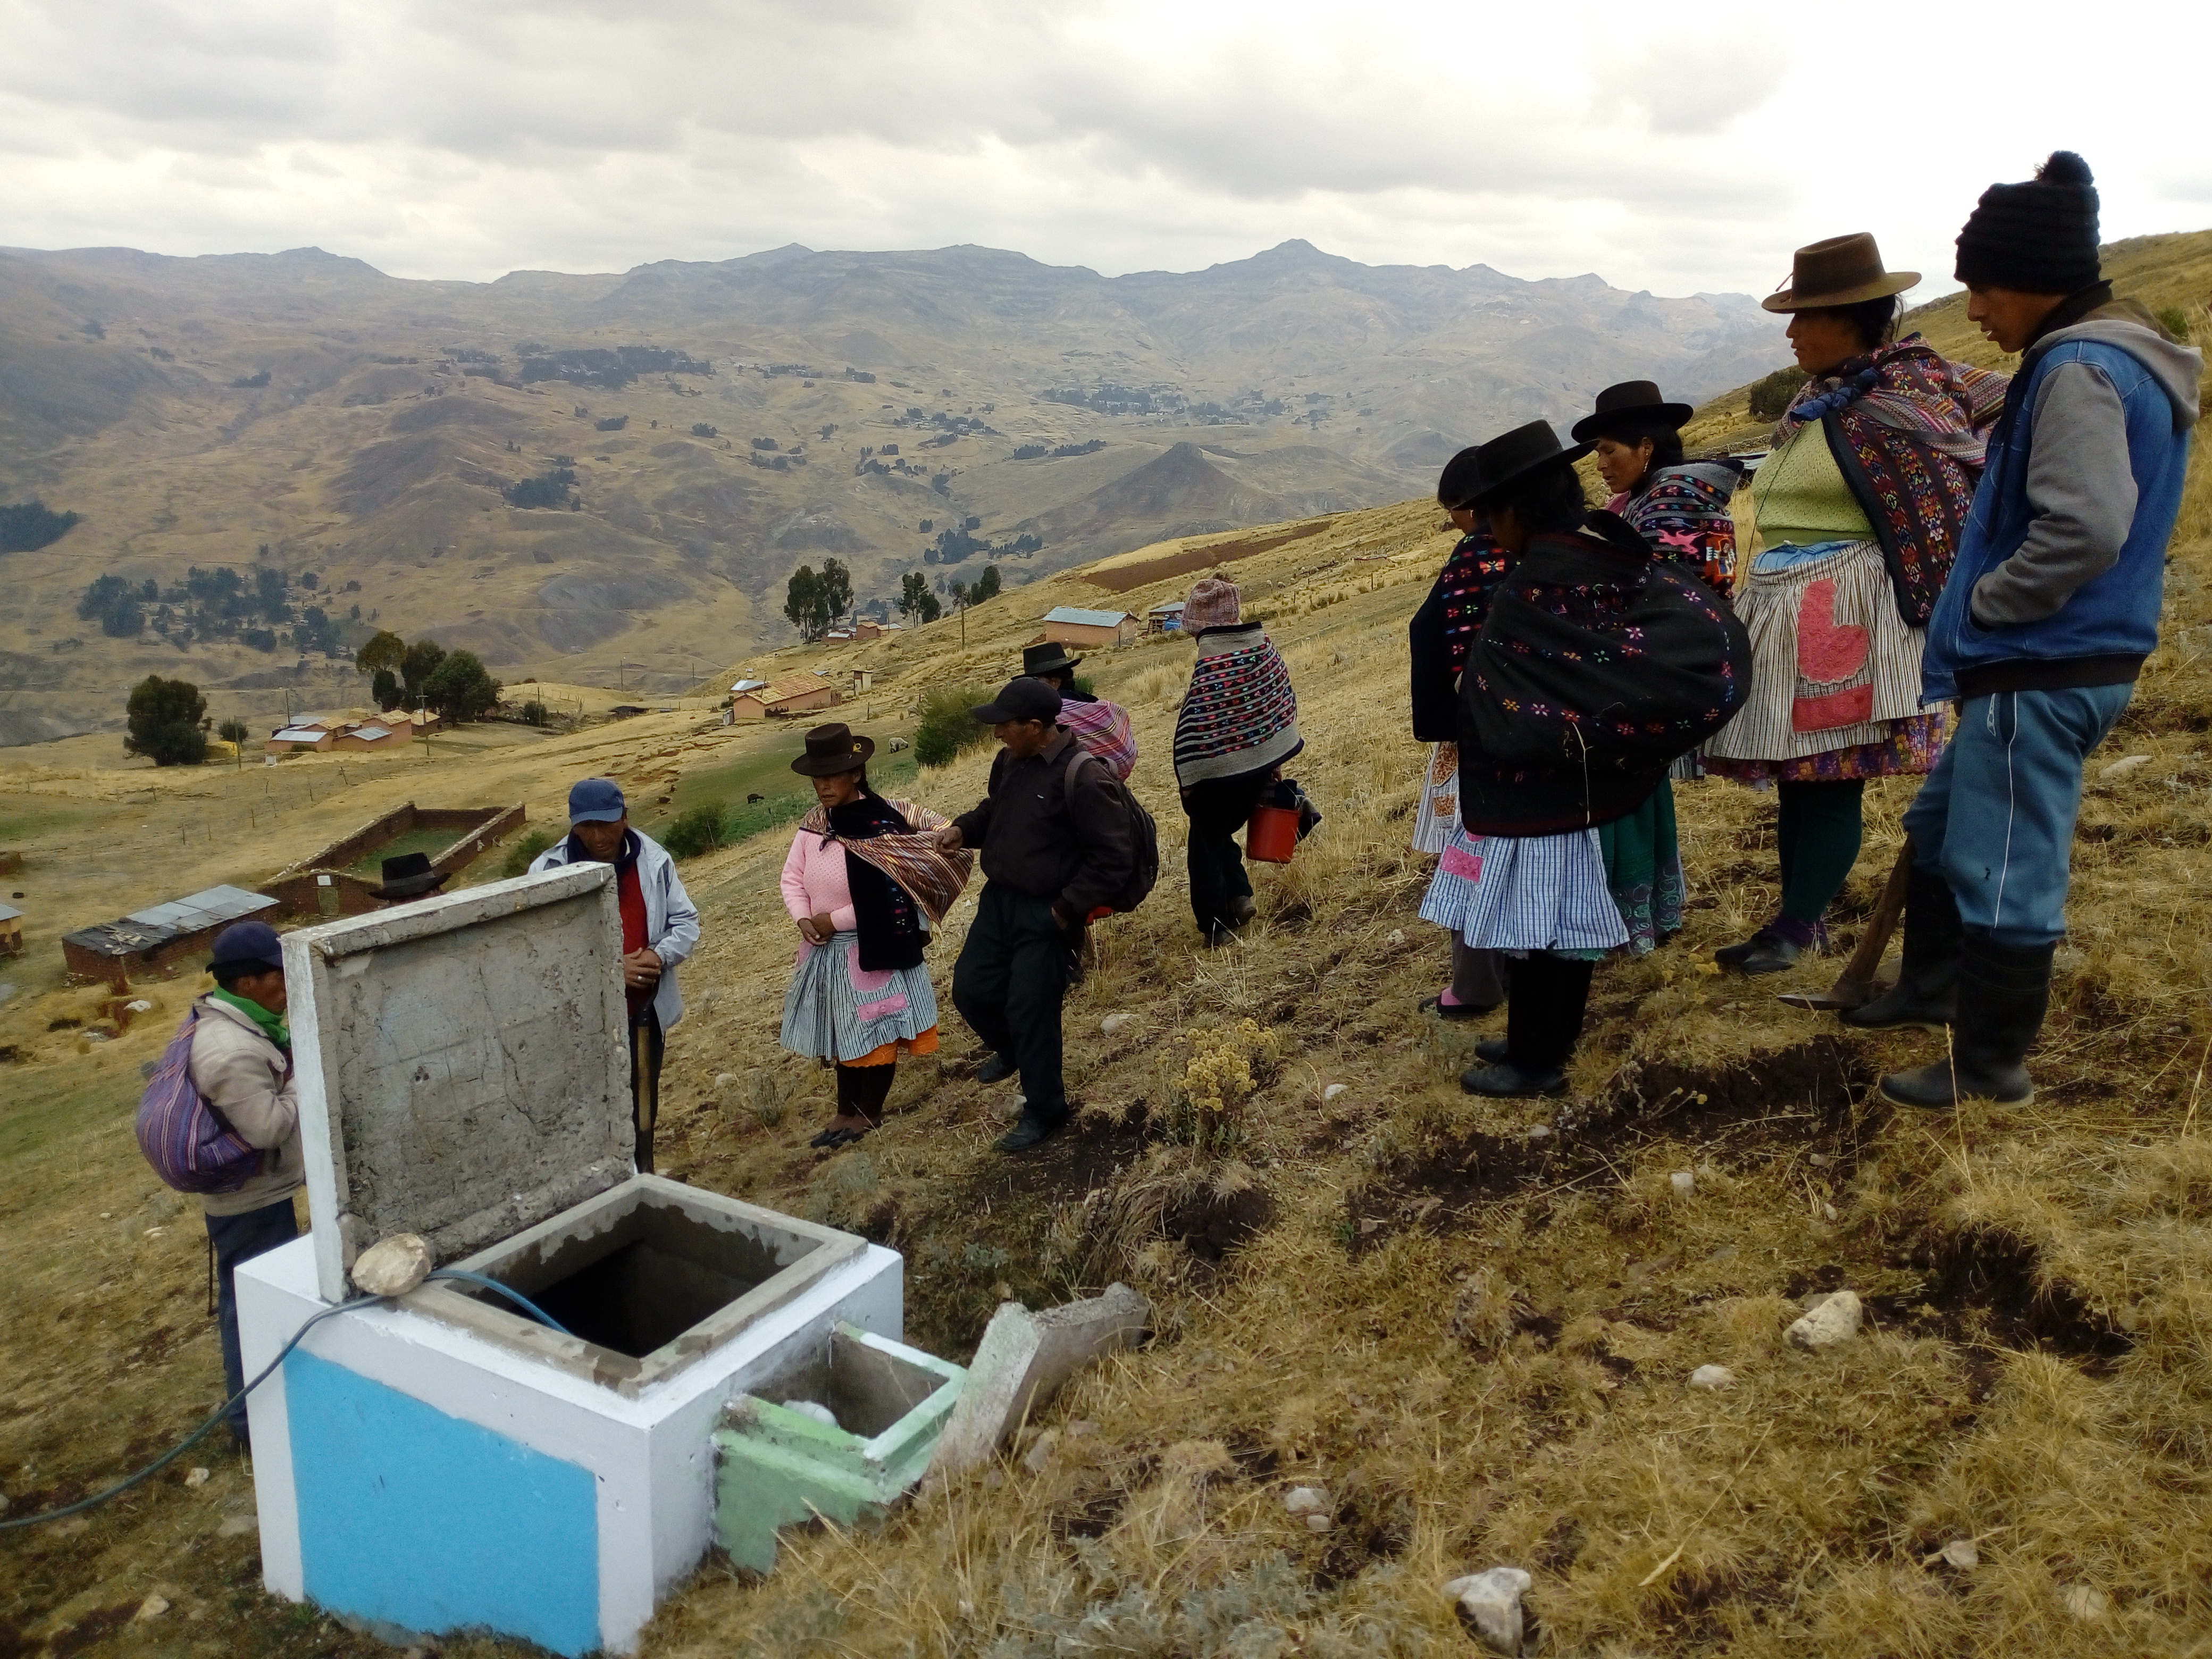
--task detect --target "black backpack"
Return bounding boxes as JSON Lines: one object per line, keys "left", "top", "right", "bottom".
{"left": 1061, "top": 748, "right": 1160, "bottom": 913}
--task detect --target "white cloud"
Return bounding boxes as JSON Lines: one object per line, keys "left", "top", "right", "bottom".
{"left": 0, "top": 0, "right": 2206, "bottom": 296}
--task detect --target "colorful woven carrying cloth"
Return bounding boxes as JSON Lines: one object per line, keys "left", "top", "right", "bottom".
{"left": 1769, "top": 333, "right": 2008, "bottom": 625}
{"left": 799, "top": 796, "right": 972, "bottom": 924}
{"left": 1608, "top": 462, "right": 1742, "bottom": 593}
{"left": 1057, "top": 696, "right": 1139, "bottom": 781}
{"left": 1407, "top": 530, "right": 1513, "bottom": 853}
{"left": 1457, "top": 513, "right": 1753, "bottom": 835}
{"left": 1173, "top": 621, "right": 1302, "bottom": 788}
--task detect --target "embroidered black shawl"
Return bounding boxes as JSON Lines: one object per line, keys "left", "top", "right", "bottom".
{"left": 826, "top": 794, "right": 928, "bottom": 972}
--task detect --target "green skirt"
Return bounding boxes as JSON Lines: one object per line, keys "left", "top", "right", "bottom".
{"left": 1598, "top": 780, "right": 1684, "bottom": 957}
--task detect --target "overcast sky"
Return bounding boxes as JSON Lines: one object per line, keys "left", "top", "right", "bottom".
{"left": 5, "top": 1, "right": 2208, "bottom": 301}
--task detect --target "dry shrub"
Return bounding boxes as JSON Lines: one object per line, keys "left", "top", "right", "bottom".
{"left": 1168, "top": 1019, "right": 1281, "bottom": 1152}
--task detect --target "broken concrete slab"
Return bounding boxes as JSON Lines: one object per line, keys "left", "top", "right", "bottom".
{"left": 927, "top": 1284, "right": 1150, "bottom": 1479}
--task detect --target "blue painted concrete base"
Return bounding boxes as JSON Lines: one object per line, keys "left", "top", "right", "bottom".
{"left": 287, "top": 1350, "right": 601, "bottom": 1658}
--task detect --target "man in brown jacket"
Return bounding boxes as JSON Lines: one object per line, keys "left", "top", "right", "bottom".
{"left": 190, "top": 920, "right": 304, "bottom": 1452}
{"left": 937, "top": 677, "right": 1136, "bottom": 1151}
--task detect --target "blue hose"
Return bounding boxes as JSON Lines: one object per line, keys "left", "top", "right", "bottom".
{"left": 424, "top": 1269, "right": 575, "bottom": 1336}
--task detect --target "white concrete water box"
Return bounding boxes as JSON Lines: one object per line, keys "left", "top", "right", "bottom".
{"left": 713, "top": 1323, "right": 966, "bottom": 1574}
{"left": 235, "top": 866, "right": 904, "bottom": 1655}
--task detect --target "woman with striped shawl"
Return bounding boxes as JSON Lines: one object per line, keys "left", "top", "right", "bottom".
{"left": 779, "top": 723, "right": 972, "bottom": 1149}
{"left": 1172, "top": 574, "right": 1302, "bottom": 945}
{"left": 1701, "top": 234, "right": 2006, "bottom": 976}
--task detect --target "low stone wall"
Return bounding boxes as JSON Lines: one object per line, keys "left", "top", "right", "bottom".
{"left": 426, "top": 803, "right": 527, "bottom": 877}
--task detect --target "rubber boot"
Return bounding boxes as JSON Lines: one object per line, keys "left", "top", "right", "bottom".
{"left": 1462, "top": 955, "right": 1589, "bottom": 1097}
{"left": 1879, "top": 934, "right": 2051, "bottom": 1110}
{"left": 1842, "top": 865, "right": 1962, "bottom": 1033}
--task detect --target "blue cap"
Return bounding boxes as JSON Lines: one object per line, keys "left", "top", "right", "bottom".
{"left": 211, "top": 920, "right": 284, "bottom": 973}
{"left": 567, "top": 777, "right": 627, "bottom": 824}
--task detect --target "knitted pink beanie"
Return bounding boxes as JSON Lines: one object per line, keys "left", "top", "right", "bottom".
{"left": 1183, "top": 575, "right": 1241, "bottom": 632}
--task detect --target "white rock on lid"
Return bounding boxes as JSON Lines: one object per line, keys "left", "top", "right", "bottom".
{"left": 1787, "top": 1290, "right": 1863, "bottom": 1351}
{"left": 1443, "top": 1566, "right": 1532, "bottom": 1656}
{"left": 350, "top": 1232, "right": 433, "bottom": 1298}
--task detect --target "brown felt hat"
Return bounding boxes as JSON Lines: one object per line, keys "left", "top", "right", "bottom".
{"left": 1761, "top": 232, "right": 1920, "bottom": 313}
{"left": 790, "top": 722, "right": 875, "bottom": 776}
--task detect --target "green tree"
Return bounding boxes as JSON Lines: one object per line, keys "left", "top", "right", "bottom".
{"left": 371, "top": 668, "right": 402, "bottom": 711}
{"left": 421, "top": 650, "right": 501, "bottom": 723}
{"left": 912, "top": 684, "right": 996, "bottom": 766}
{"left": 816, "top": 558, "right": 853, "bottom": 631}
{"left": 1747, "top": 366, "right": 1805, "bottom": 422}
{"left": 124, "top": 676, "right": 208, "bottom": 766}
{"left": 400, "top": 638, "right": 447, "bottom": 705}
{"left": 217, "top": 717, "right": 249, "bottom": 745}
{"left": 0, "top": 500, "right": 81, "bottom": 553}
{"left": 355, "top": 629, "right": 406, "bottom": 678}
{"left": 898, "top": 570, "right": 942, "bottom": 625}
{"left": 784, "top": 566, "right": 825, "bottom": 640}
{"left": 971, "top": 564, "right": 1002, "bottom": 604}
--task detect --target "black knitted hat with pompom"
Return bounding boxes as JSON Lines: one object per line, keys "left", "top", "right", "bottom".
{"left": 1955, "top": 151, "right": 2102, "bottom": 294}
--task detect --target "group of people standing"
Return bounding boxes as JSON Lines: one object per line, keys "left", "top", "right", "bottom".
{"left": 1411, "top": 150, "right": 2199, "bottom": 1110}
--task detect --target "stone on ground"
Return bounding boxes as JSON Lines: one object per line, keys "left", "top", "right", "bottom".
{"left": 1323, "top": 1083, "right": 1350, "bottom": 1102}
{"left": 1284, "top": 1484, "right": 1330, "bottom": 1515}
{"left": 1940, "top": 1538, "right": 1979, "bottom": 1570}
{"left": 1443, "top": 1566, "right": 1532, "bottom": 1655}
{"left": 1670, "top": 1171, "right": 1696, "bottom": 1196}
{"left": 2062, "top": 1583, "right": 2109, "bottom": 1622}
{"left": 1688, "top": 1364, "right": 1735, "bottom": 1390}
{"left": 928, "top": 1284, "right": 1151, "bottom": 1479}
{"left": 133, "top": 1595, "right": 169, "bottom": 1622}
{"left": 183, "top": 1466, "right": 211, "bottom": 1487}
{"left": 1101, "top": 1013, "right": 1135, "bottom": 1035}
{"left": 1787, "top": 1289, "right": 1863, "bottom": 1351}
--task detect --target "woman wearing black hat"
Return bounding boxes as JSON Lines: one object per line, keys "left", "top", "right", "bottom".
{"left": 1699, "top": 234, "right": 2007, "bottom": 976}
{"left": 1021, "top": 641, "right": 1137, "bottom": 780}
{"left": 1576, "top": 380, "right": 1741, "bottom": 593}
{"left": 1417, "top": 422, "right": 1750, "bottom": 1095}
{"left": 778, "top": 724, "right": 972, "bottom": 1147}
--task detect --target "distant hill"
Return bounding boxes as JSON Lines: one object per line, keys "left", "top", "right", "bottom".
{"left": 0, "top": 236, "right": 1786, "bottom": 740}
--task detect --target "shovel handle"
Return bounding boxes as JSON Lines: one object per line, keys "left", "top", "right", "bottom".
{"left": 1841, "top": 841, "right": 1914, "bottom": 983}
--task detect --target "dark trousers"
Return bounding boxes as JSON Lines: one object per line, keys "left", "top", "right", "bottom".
{"left": 205, "top": 1197, "right": 300, "bottom": 1439}
{"left": 952, "top": 882, "right": 1074, "bottom": 1119}
{"left": 1183, "top": 773, "right": 1271, "bottom": 933}
{"left": 1777, "top": 778, "right": 1865, "bottom": 925}
{"left": 629, "top": 1007, "right": 665, "bottom": 1174}
{"left": 1505, "top": 952, "right": 1596, "bottom": 1071}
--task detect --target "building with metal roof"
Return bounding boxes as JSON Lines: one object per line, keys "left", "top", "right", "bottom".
{"left": 63, "top": 884, "right": 279, "bottom": 982}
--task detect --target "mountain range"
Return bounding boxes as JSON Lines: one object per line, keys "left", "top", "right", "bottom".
{"left": 0, "top": 237, "right": 1788, "bottom": 741}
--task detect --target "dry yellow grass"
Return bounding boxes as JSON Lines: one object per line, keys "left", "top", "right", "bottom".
{"left": 3, "top": 257, "right": 2209, "bottom": 1655}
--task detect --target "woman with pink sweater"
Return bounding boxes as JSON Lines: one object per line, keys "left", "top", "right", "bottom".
{"left": 779, "top": 724, "right": 971, "bottom": 1148}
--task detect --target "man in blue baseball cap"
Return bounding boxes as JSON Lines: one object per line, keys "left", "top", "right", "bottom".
{"left": 188, "top": 919, "right": 305, "bottom": 1453}
{"left": 531, "top": 778, "right": 701, "bottom": 1171}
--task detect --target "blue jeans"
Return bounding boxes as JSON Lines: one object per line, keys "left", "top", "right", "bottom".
{"left": 205, "top": 1197, "right": 300, "bottom": 1438}
{"left": 1901, "top": 685, "right": 2132, "bottom": 946}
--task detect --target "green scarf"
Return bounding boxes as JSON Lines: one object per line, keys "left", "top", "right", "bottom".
{"left": 212, "top": 987, "right": 290, "bottom": 1051}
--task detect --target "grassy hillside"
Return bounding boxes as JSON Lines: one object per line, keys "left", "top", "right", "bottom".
{"left": 2, "top": 258, "right": 2209, "bottom": 1657}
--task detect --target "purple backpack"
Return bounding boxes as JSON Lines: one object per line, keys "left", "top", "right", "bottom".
{"left": 136, "top": 1009, "right": 262, "bottom": 1194}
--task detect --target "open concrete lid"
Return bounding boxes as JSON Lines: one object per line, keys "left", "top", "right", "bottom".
{"left": 282, "top": 862, "right": 634, "bottom": 1304}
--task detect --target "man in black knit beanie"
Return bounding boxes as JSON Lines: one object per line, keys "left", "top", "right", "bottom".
{"left": 1849, "top": 152, "right": 2202, "bottom": 1111}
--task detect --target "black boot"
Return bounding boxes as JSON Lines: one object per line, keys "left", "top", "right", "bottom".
{"left": 1879, "top": 935, "right": 2052, "bottom": 1110}
{"left": 1843, "top": 865, "right": 1962, "bottom": 1033}
{"left": 1461, "top": 955, "right": 1590, "bottom": 1098}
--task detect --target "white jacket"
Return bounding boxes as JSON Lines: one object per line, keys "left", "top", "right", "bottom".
{"left": 531, "top": 828, "right": 701, "bottom": 1029}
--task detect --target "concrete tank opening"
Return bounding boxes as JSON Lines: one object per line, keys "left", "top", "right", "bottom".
{"left": 410, "top": 1176, "right": 867, "bottom": 1397}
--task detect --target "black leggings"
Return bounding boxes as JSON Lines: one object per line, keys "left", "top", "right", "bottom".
{"left": 835, "top": 1062, "right": 896, "bottom": 1124}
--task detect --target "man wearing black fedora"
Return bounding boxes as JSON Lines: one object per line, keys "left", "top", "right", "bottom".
{"left": 1022, "top": 641, "right": 1138, "bottom": 780}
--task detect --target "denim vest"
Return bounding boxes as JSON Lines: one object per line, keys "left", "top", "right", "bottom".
{"left": 1922, "top": 333, "right": 2193, "bottom": 701}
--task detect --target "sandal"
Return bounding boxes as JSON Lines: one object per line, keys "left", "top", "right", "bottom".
{"left": 1420, "top": 994, "right": 1498, "bottom": 1021}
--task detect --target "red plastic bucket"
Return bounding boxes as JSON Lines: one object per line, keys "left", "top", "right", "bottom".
{"left": 1245, "top": 803, "right": 1300, "bottom": 864}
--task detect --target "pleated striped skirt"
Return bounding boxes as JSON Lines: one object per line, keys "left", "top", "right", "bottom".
{"left": 1419, "top": 826, "right": 1629, "bottom": 956}
{"left": 780, "top": 934, "right": 940, "bottom": 1065}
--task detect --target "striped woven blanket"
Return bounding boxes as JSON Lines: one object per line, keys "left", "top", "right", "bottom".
{"left": 1173, "top": 621, "right": 1302, "bottom": 788}
{"left": 1059, "top": 697, "right": 1138, "bottom": 780}
{"left": 801, "top": 797, "right": 973, "bottom": 923}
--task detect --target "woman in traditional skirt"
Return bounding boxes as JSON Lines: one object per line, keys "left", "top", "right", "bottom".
{"left": 1409, "top": 453, "right": 1511, "bottom": 1013}
{"left": 1419, "top": 422, "right": 1750, "bottom": 1096}
{"left": 1566, "top": 380, "right": 1747, "bottom": 953}
{"left": 1701, "top": 234, "right": 2006, "bottom": 974}
{"left": 780, "top": 723, "right": 972, "bottom": 1148}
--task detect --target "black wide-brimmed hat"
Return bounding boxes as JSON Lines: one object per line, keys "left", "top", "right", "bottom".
{"left": 1438, "top": 421, "right": 1593, "bottom": 510}
{"left": 1022, "top": 641, "right": 1082, "bottom": 678}
{"left": 1570, "top": 380, "right": 1695, "bottom": 443}
{"left": 374, "top": 852, "right": 451, "bottom": 901}
{"left": 1762, "top": 232, "right": 1920, "bottom": 313}
{"left": 791, "top": 722, "right": 875, "bottom": 776}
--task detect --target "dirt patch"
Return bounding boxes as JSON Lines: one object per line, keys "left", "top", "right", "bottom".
{"left": 1079, "top": 522, "right": 1329, "bottom": 594}
{"left": 1880, "top": 1223, "right": 2132, "bottom": 1362}
{"left": 45, "top": 1604, "right": 136, "bottom": 1656}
